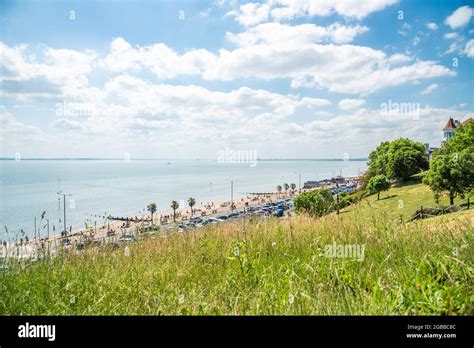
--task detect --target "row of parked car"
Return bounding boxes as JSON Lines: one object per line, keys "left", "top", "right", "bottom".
{"left": 109, "top": 198, "right": 295, "bottom": 245}
{"left": 174, "top": 198, "right": 294, "bottom": 231}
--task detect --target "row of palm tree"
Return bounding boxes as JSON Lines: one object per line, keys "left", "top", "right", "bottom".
{"left": 276, "top": 183, "right": 297, "bottom": 194}
{"left": 147, "top": 197, "right": 197, "bottom": 224}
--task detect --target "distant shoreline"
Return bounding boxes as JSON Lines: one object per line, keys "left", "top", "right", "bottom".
{"left": 0, "top": 158, "right": 369, "bottom": 161}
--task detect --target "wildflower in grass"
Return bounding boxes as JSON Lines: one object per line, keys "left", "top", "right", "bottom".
{"left": 232, "top": 246, "right": 240, "bottom": 257}
{"left": 271, "top": 241, "right": 277, "bottom": 248}
{"left": 288, "top": 293, "right": 294, "bottom": 305}
{"left": 70, "top": 295, "right": 76, "bottom": 304}
{"left": 124, "top": 246, "right": 130, "bottom": 257}
{"left": 179, "top": 294, "right": 185, "bottom": 304}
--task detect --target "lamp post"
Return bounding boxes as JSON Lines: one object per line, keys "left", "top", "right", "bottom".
{"left": 225, "top": 179, "right": 239, "bottom": 212}
{"left": 57, "top": 190, "right": 72, "bottom": 235}
{"left": 331, "top": 179, "right": 340, "bottom": 215}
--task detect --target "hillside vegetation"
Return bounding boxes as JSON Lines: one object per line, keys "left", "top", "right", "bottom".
{"left": 0, "top": 183, "right": 472, "bottom": 315}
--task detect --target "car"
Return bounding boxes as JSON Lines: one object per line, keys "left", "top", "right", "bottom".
{"left": 273, "top": 208, "right": 284, "bottom": 217}
{"left": 216, "top": 215, "right": 228, "bottom": 221}
{"left": 247, "top": 206, "right": 258, "bottom": 212}
{"left": 118, "top": 235, "right": 137, "bottom": 243}
{"left": 205, "top": 218, "right": 220, "bottom": 225}
{"left": 141, "top": 225, "right": 159, "bottom": 233}
{"left": 189, "top": 216, "right": 203, "bottom": 224}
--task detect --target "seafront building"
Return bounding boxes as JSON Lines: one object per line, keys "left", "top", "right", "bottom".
{"left": 424, "top": 117, "right": 473, "bottom": 160}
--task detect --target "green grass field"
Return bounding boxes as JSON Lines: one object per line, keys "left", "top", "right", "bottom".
{"left": 349, "top": 180, "right": 474, "bottom": 221}
{"left": 0, "top": 183, "right": 473, "bottom": 315}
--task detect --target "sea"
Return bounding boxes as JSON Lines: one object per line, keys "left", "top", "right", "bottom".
{"left": 0, "top": 159, "right": 367, "bottom": 239}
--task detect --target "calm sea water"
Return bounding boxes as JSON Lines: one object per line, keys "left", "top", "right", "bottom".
{"left": 0, "top": 159, "right": 367, "bottom": 239}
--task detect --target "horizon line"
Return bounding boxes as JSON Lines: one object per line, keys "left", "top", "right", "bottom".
{"left": 0, "top": 157, "right": 369, "bottom": 161}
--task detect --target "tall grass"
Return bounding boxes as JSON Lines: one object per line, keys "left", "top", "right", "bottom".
{"left": 0, "top": 204, "right": 472, "bottom": 315}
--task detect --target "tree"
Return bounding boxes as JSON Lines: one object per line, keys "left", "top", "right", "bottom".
{"left": 276, "top": 185, "right": 282, "bottom": 194}
{"left": 388, "top": 147, "right": 429, "bottom": 181}
{"left": 367, "top": 175, "right": 391, "bottom": 200}
{"left": 283, "top": 183, "right": 289, "bottom": 192}
{"left": 368, "top": 138, "right": 428, "bottom": 181}
{"left": 188, "top": 197, "right": 196, "bottom": 216}
{"left": 147, "top": 203, "right": 157, "bottom": 224}
{"left": 290, "top": 183, "right": 296, "bottom": 194}
{"left": 170, "top": 201, "right": 179, "bottom": 222}
{"left": 424, "top": 121, "right": 474, "bottom": 205}
{"left": 294, "top": 189, "right": 335, "bottom": 217}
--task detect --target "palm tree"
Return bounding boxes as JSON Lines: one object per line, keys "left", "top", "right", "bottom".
{"left": 188, "top": 197, "right": 196, "bottom": 216}
{"left": 283, "top": 183, "right": 289, "bottom": 193}
{"left": 276, "top": 185, "right": 282, "bottom": 195}
{"left": 171, "top": 200, "right": 179, "bottom": 222}
{"left": 147, "top": 203, "right": 157, "bottom": 224}
{"left": 290, "top": 183, "right": 296, "bottom": 191}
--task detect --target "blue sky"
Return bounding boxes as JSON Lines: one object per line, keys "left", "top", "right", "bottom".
{"left": 1, "top": 0, "right": 473, "bottom": 159}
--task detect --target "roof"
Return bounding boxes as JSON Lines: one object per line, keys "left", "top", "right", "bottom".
{"left": 443, "top": 117, "right": 457, "bottom": 130}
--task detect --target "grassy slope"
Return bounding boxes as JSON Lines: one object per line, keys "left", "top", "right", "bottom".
{"left": 0, "top": 184, "right": 473, "bottom": 315}
{"left": 352, "top": 181, "right": 474, "bottom": 221}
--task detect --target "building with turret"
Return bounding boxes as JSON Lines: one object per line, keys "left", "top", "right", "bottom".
{"left": 424, "top": 117, "right": 473, "bottom": 160}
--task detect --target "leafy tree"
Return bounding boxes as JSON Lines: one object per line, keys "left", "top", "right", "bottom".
{"left": 170, "top": 200, "right": 179, "bottom": 222}
{"left": 424, "top": 121, "right": 474, "bottom": 205}
{"left": 366, "top": 175, "right": 391, "bottom": 200}
{"left": 388, "top": 147, "right": 429, "bottom": 180}
{"left": 276, "top": 185, "right": 282, "bottom": 194}
{"left": 147, "top": 203, "right": 157, "bottom": 224}
{"left": 368, "top": 138, "right": 428, "bottom": 181}
{"left": 188, "top": 197, "right": 196, "bottom": 216}
{"left": 294, "top": 189, "right": 335, "bottom": 217}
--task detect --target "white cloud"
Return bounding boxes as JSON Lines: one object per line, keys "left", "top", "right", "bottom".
{"left": 464, "top": 39, "right": 474, "bottom": 58}
{"left": 427, "top": 22, "right": 438, "bottom": 30}
{"left": 270, "top": 0, "right": 399, "bottom": 21}
{"left": 443, "top": 32, "right": 459, "bottom": 40}
{"left": 0, "top": 41, "right": 97, "bottom": 95}
{"left": 444, "top": 6, "right": 473, "bottom": 29}
{"left": 100, "top": 38, "right": 216, "bottom": 79}
{"left": 338, "top": 98, "right": 366, "bottom": 110}
{"left": 203, "top": 42, "right": 455, "bottom": 95}
{"left": 420, "top": 83, "right": 438, "bottom": 95}
{"left": 226, "top": 22, "right": 368, "bottom": 46}
{"left": 226, "top": 3, "right": 270, "bottom": 26}
{"left": 0, "top": 106, "right": 44, "bottom": 151}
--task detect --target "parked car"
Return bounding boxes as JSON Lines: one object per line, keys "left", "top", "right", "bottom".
{"left": 202, "top": 218, "right": 218, "bottom": 225}
{"left": 273, "top": 208, "right": 284, "bottom": 217}
{"left": 118, "top": 235, "right": 137, "bottom": 243}
{"left": 189, "top": 216, "right": 203, "bottom": 224}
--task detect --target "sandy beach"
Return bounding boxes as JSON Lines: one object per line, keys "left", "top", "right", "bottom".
{"left": 0, "top": 190, "right": 297, "bottom": 260}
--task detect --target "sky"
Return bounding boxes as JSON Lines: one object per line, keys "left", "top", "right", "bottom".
{"left": 0, "top": 0, "right": 473, "bottom": 159}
